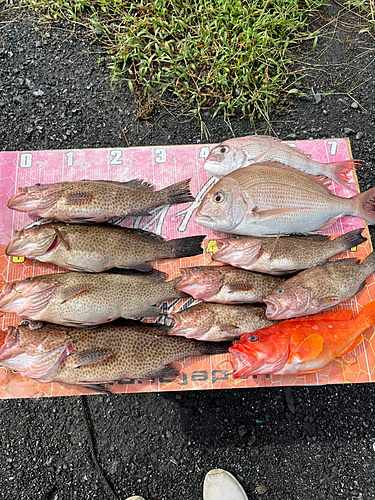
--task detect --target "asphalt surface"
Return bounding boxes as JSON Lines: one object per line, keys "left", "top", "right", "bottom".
{"left": 0, "top": 2, "right": 375, "bottom": 500}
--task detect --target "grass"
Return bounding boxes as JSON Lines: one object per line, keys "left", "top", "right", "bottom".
{"left": 20, "top": 0, "right": 333, "bottom": 123}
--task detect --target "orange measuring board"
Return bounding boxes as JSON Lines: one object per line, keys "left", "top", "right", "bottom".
{"left": 0, "top": 138, "right": 374, "bottom": 398}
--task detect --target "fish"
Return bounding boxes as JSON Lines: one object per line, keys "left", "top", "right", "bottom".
{"left": 207, "top": 229, "right": 366, "bottom": 275}
{"left": 169, "top": 302, "right": 277, "bottom": 341}
{"left": 264, "top": 250, "right": 375, "bottom": 320}
{"left": 5, "top": 222, "right": 206, "bottom": 273}
{"left": 0, "top": 271, "right": 186, "bottom": 326}
{"left": 176, "top": 265, "right": 286, "bottom": 303}
{"left": 7, "top": 178, "right": 194, "bottom": 223}
{"left": 204, "top": 135, "right": 360, "bottom": 191}
{"left": 0, "top": 320, "right": 229, "bottom": 387}
{"left": 195, "top": 162, "right": 375, "bottom": 236}
{"left": 229, "top": 301, "right": 375, "bottom": 377}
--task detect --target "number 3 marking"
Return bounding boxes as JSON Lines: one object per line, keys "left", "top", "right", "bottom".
{"left": 155, "top": 148, "right": 167, "bottom": 164}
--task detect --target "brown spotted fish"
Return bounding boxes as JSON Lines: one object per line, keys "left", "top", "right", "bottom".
{"left": 176, "top": 265, "right": 286, "bottom": 303}
{"left": 7, "top": 178, "right": 194, "bottom": 223}
{"left": 169, "top": 302, "right": 277, "bottom": 341}
{"left": 208, "top": 229, "right": 366, "bottom": 275}
{"left": 264, "top": 250, "right": 375, "bottom": 320}
{"left": 204, "top": 135, "right": 360, "bottom": 191}
{"left": 196, "top": 162, "right": 375, "bottom": 236}
{"left": 0, "top": 320, "right": 229, "bottom": 387}
{"left": 0, "top": 271, "right": 185, "bottom": 326}
{"left": 6, "top": 222, "right": 205, "bottom": 273}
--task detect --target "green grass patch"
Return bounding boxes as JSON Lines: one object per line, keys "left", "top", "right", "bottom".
{"left": 22, "top": 0, "right": 329, "bottom": 121}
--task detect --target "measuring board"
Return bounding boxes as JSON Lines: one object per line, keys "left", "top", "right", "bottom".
{"left": 0, "top": 138, "right": 374, "bottom": 398}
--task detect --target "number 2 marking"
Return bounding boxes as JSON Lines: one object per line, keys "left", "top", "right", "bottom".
{"left": 155, "top": 148, "right": 167, "bottom": 164}
{"left": 327, "top": 141, "right": 338, "bottom": 156}
{"left": 110, "top": 150, "right": 123, "bottom": 165}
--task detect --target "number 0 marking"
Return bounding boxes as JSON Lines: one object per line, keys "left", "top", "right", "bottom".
{"left": 327, "top": 141, "right": 338, "bottom": 156}
{"left": 65, "top": 151, "right": 74, "bottom": 167}
{"left": 155, "top": 148, "right": 167, "bottom": 164}
{"left": 19, "top": 153, "right": 33, "bottom": 168}
{"left": 110, "top": 150, "right": 123, "bottom": 165}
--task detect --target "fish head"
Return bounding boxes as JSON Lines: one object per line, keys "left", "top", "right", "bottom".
{"left": 211, "top": 235, "right": 262, "bottom": 267}
{"left": 264, "top": 285, "right": 312, "bottom": 320}
{"left": 0, "top": 276, "right": 61, "bottom": 318}
{"left": 6, "top": 224, "right": 59, "bottom": 258}
{"left": 195, "top": 178, "right": 248, "bottom": 232}
{"left": 168, "top": 304, "right": 214, "bottom": 339}
{"left": 230, "top": 330, "right": 290, "bottom": 377}
{"left": 7, "top": 183, "right": 68, "bottom": 216}
{"left": 0, "top": 321, "right": 73, "bottom": 380}
{"left": 176, "top": 267, "right": 224, "bottom": 301}
{"left": 204, "top": 139, "right": 247, "bottom": 177}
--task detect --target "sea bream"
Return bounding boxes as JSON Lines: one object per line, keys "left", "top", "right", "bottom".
{"left": 0, "top": 320, "right": 229, "bottom": 387}
{"left": 7, "top": 178, "right": 194, "bottom": 223}
{"left": 0, "top": 271, "right": 185, "bottom": 326}
{"left": 207, "top": 229, "right": 366, "bottom": 275}
{"left": 230, "top": 301, "right": 375, "bottom": 377}
{"left": 264, "top": 250, "right": 375, "bottom": 320}
{"left": 176, "top": 265, "right": 286, "bottom": 303}
{"left": 196, "top": 162, "right": 375, "bottom": 236}
{"left": 169, "top": 302, "right": 277, "bottom": 341}
{"left": 204, "top": 135, "right": 360, "bottom": 191}
{"left": 6, "top": 222, "right": 205, "bottom": 273}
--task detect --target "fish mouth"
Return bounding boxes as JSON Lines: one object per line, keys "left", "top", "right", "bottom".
{"left": 264, "top": 299, "right": 280, "bottom": 320}
{"left": 230, "top": 348, "right": 258, "bottom": 378}
{"left": 204, "top": 160, "right": 222, "bottom": 176}
{"left": 7, "top": 189, "right": 36, "bottom": 210}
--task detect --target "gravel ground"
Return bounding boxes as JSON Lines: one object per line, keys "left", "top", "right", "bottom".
{"left": 0, "top": 2, "right": 375, "bottom": 500}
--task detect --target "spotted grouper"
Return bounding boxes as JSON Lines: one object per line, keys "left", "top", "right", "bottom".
{"left": 0, "top": 320, "right": 229, "bottom": 388}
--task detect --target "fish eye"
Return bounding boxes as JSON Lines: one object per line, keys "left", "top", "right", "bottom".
{"left": 213, "top": 192, "right": 225, "bottom": 204}
{"left": 25, "top": 277, "right": 32, "bottom": 282}
{"left": 231, "top": 236, "right": 239, "bottom": 240}
{"left": 30, "top": 321, "right": 43, "bottom": 330}
{"left": 276, "top": 289, "right": 283, "bottom": 294}
{"left": 193, "top": 266, "right": 200, "bottom": 270}
{"left": 248, "top": 334, "right": 260, "bottom": 342}
{"left": 183, "top": 309, "right": 189, "bottom": 314}
{"left": 219, "top": 146, "right": 228, "bottom": 154}
{"left": 34, "top": 183, "right": 41, "bottom": 187}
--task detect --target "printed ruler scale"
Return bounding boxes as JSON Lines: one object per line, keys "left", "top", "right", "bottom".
{"left": 0, "top": 138, "right": 374, "bottom": 399}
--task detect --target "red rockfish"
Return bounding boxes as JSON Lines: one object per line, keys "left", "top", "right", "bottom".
{"left": 230, "top": 301, "right": 375, "bottom": 377}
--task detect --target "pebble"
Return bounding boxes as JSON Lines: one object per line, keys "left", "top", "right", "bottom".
{"left": 256, "top": 485, "right": 268, "bottom": 495}
{"left": 351, "top": 102, "right": 359, "bottom": 109}
{"left": 356, "top": 132, "right": 364, "bottom": 140}
{"left": 315, "top": 94, "right": 322, "bottom": 104}
{"left": 238, "top": 425, "right": 247, "bottom": 438}
{"left": 343, "top": 128, "right": 355, "bottom": 135}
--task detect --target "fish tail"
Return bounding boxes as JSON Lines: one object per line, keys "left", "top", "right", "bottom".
{"left": 331, "top": 228, "right": 367, "bottom": 252}
{"left": 325, "top": 159, "right": 361, "bottom": 191}
{"left": 351, "top": 186, "right": 375, "bottom": 225}
{"left": 167, "top": 235, "right": 205, "bottom": 259}
{"left": 159, "top": 178, "right": 195, "bottom": 205}
{"left": 359, "top": 250, "right": 375, "bottom": 277}
{"left": 353, "top": 300, "right": 375, "bottom": 332}
{"left": 198, "top": 340, "right": 232, "bottom": 355}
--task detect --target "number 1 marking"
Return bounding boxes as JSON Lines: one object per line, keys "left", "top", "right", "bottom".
{"left": 19, "top": 153, "right": 33, "bottom": 168}
{"left": 65, "top": 151, "right": 74, "bottom": 167}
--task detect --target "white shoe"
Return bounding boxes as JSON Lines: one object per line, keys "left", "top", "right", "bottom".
{"left": 203, "top": 469, "right": 248, "bottom": 500}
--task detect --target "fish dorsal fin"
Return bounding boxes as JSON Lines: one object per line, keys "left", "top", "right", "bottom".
{"left": 336, "top": 335, "right": 365, "bottom": 357}
{"left": 87, "top": 179, "right": 156, "bottom": 191}
{"left": 72, "top": 348, "right": 115, "bottom": 367}
{"left": 59, "top": 283, "right": 93, "bottom": 304}
{"left": 249, "top": 161, "right": 332, "bottom": 188}
{"left": 290, "top": 334, "right": 323, "bottom": 362}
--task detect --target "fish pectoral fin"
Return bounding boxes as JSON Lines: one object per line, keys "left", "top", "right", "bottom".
{"left": 336, "top": 335, "right": 364, "bottom": 357}
{"left": 226, "top": 282, "right": 253, "bottom": 292}
{"left": 141, "top": 365, "right": 180, "bottom": 380}
{"left": 72, "top": 348, "right": 116, "bottom": 368}
{"left": 291, "top": 334, "right": 324, "bottom": 362}
{"left": 59, "top": 283, "right": 94, "bottom": 304}
{"left": 52, "top": 225, "right": 70, "bottom": 250}
{"left": 219, "top": 323, "right": 240, "bottom": 332}
{"left": 298, "top": 368, "right": 324, "bottom": 375}
{"left": 64, "top": 192, "right": 94, "bottom": 206}
{"left": 312, "top": 296, "right": 340, "bottom": 308}
{"left": 81, "top": 384, "right": 114, "bottom": 394}
{"left": 251, "top": 208, "right": 308, "bottom": 222}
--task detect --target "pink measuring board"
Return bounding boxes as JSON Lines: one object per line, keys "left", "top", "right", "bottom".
{"left": 0, "top": 138, "right": 374, "bottom": 399}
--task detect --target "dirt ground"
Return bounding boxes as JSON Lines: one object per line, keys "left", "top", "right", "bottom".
{"left": 0, "top": 2, "right": 375, "bottom": 499}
